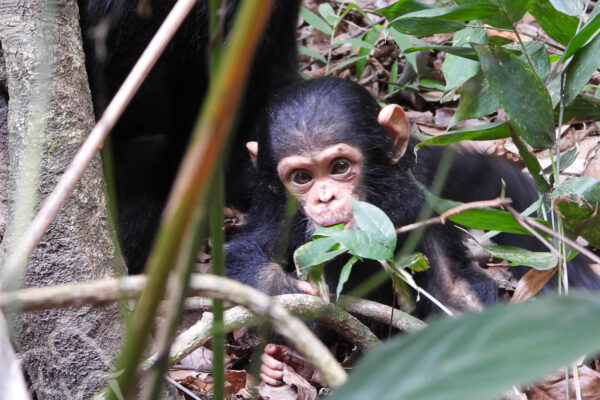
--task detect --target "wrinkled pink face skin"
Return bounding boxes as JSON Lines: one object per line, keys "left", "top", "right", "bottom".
{"left": 277, "top": 143, "right": 364, "bottom": 229}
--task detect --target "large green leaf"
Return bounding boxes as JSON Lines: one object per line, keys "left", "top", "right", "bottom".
{"left": 331, "top": 229, "right": 394, "bottom": 260}
{"left": 293, "top": 237, "right": 346, "bottom": 279}
{"left": 416, "top": 121, "right": 510, "bottom": 149}
{"left": 377, "top": 0, "right": 433, "bottom": 20}
{"left": 355, "top": 27, "right": 381, "bottom": 79}
{"left": 563, "top": 11, "right": 600, "bottom": 60}
{"left": 551, "top": 177, "right": 600, "bottom": 248}
{"left": 415, "top": 179, "right": 550, "bottom": 235}
{"left": 561, "top": 94, "right": 600, "bottom": 122}
{"left": 388, "top": 28, "right": 426, "bottom": 73}
{"left": 443, "top": 28, "right": 486, "bottom": 91}
{"left": 549, "top": 0, "right": 584, "bottom": 16}
{"left": 497, "top": 0, "right": 533, "bottom": 24}
{"left": 390, "top": 17, "right": 466, "bottom": 35}
{"left": 396, "top": 3, "right": 501, "bottom": 21}
{"left": 521, "top": 41, "right": 550, "bottom": 81}
{"left": 530, "top": 0, "right": 578, "bottom": 45}
{"left": 564, "top": 33, "right": 600, "bottom": 106}
{"left": 331, "top": 293, "right": 600, "bottom": 400}
{"left": 452, "top": 70, "right": 500, "bottom": 123}
{"left": 482, "top": 244, "right": 558, "bottom": 270}
{"left": 473, "top": 44, "right": 555, "bottom": 149}
{"left": 300, "top": 7, "right": 332, "bottom": 35}
{"left": 453, "top": 0, "right": 512, "bottom": 28}
{"left": 351, "top": 200, "right": 397, "bottom": 252}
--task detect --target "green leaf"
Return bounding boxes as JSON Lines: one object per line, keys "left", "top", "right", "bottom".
{"left": 497, "top": 0, "right": 533, "bottom": 24}
{"left": 331, "top": 293, "right": 600, "bottom": 400}
{"left": 390, "top": 18, "right": 466, "bottom": 36}
{"left": 521, "top": 41, "right": 550, "bottom": 81}
{"left": 550, "top": 177, "right": 600, "bottom": 248}
{"left": 414, "top": 179, "right": 550, "bottom": 235}
{"left": 388, "top": 28, "right": 427, "bottom": 72}
{"left": 329, "top": 55, "right": 368, "bottom": 75}
{"left": 300, "top": 7, "right": 332, "bottom": 35}
{"left": 351, "top": 199, "right": 397, "bottom": 252}
{"left": 530, "top": 0, "right": 578, "bottom": 46}
{"left": 549, "top": 0, "right": 584, "bottom": 16}
{"left": 390, "top": 3, "right": 507, "bottom": 35}
{"left": 397, "top": 4, "right": 501, "bottom": 21}
{"left": 452, "top": 0, "right": 512, "bottom": 28}
{"left": 355, "top": 27, "right": 380, "bottom": 78}
{"left": 389, "top": 59, "right": 399, "bottom": 94}
{"left": 419, "top": 78, "right": 445, "bottom": 91}
{"left": 336, "top": 255, "right": 359, "bottom": 299}
{"left": 313, "top": 223, "right": 344, "bottom": 238}
{"left": 298, "top": 45, "right": 327, "bottom": 64}
{"left": 564, "top": 33, "right": 600, "bottom": 106}
{"left": 332, "top": 38, "right": 376, "bottom": 50}
{"left": 542, "top": 146, "right": 577, "bottom": 175}
{"left": 293, "top": 237, "right": 346, "bottom": 279}
{"left": 482, "top": 245, "right": 558, "bottom": 270}
{"left": 398, "top": 253, "right": 430, "bottom": 272}
{"left": 443, "top": 27, "right": 486, "bottom": 91}
{"left": 416, "top": 121, "right": 510, "bottom": 149}
{"left": 318, "top": 3, "right": 338, "bottom": 26}
{"left": 563, "top": 11, "right": 600, "bottom": 60}
{"left": 555, "top": 199, "right": 600, "bottom": 248}
{"left": 331, "top": 229, "right": 394, "bottom": 260}
{"left": 452, "top": 70, "right": 500, "bottom": 123}
{"left": 473, "top": 44, "right": 555, "bottom": 149}
{"left": 561, "top": 95, "right": 600, "bottom": 122}
{"left": 377, "top": 0, "right": 433, "bottom": 20}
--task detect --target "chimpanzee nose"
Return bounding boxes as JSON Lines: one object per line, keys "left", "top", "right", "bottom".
{"left": 318, "top": 185, "right": 334, "bottom": 203}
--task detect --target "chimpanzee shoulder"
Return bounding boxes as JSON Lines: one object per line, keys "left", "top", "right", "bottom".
{"left": 78, "top": 0, "right": 300, "bottom": 273}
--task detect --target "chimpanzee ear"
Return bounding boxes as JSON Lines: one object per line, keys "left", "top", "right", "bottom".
{"left": 378, "top": 104, "right": 410, "bottom": 163}
{"left": 246, "top": 141, "right": 259, "bottom": 169}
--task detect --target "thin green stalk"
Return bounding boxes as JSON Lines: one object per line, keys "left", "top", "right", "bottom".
{"left": 209, "top": 167, "right": 226, "bottom": 400}
{"left": 103, "top": 1, "right": 276, "bottom": 398}
{"left": 512, "top": 23, "right": 537, "bottom": 73}
{"left": 208, "top": 1, "right": 226, "bottom": 399}
{"left": 325, "top": 1, "right": 347, "bottom": 74}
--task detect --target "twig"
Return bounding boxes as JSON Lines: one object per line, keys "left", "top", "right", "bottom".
{"left": 504, "top": 204, "right": 564, "bottom": 260}
{"left": 396, "top": 197, "right": 509, "bottom": 234}
{"left": 506, "top": 204, "right": 600, "bottom": 266}
{"left": 2, "top": 0, "right": 198, "bottom": 277}
{"left": 164, "top": 376, "right": 201, "bottom": 400}
{"left": 339, "top": 296, "right": 425, "bottom": 332}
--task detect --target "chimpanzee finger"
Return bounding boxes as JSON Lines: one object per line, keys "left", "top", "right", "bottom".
{"left": 260, "top": 371, "right": 284, "bottom": 387}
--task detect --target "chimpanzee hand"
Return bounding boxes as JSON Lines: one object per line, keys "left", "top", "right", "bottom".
{"left": 260, "top": 344, "right": 326, "bottom": 387}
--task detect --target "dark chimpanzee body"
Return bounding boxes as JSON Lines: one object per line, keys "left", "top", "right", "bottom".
{"left": 226, "top": 76, "right": 600, "bottom": 322}
{"left": 78, "top": 0, "right": 300, "bottom": 273}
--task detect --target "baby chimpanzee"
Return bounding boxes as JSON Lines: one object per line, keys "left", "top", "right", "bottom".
{"left": 225, "top": 76, "right": 600, "bottom": 384}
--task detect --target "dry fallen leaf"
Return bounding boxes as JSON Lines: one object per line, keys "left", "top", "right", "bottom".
{"left": 526, "top": 365, "right": 600, "bottom": 400}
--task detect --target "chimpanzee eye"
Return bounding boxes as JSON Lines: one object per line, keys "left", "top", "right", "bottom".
{"left": 331, "top": 159, "right": 350, "bottom": 175}
{"left": 291, "top": 170, "right": 312, "bottom": 185}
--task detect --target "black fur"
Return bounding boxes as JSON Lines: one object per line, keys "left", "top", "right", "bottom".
{"left": 226, "top": 76, "right": 600, "bottom": 322}
{"left": 78, "top": 0, "right": 300, "bottom": 272}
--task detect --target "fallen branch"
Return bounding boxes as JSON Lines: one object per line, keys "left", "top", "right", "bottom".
{"left": 160, "top": 294, "right": 381, "bottom": 368}
{"left": 0, "top": 274, "right": 425, "bottom": 333}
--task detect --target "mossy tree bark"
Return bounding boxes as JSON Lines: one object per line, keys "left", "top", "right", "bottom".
{"left": 0, "top": 1, "right": 126, "bottom": 399}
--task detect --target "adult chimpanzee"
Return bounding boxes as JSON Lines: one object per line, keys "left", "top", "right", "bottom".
{"left": 78, "top": 0, "right": 300, "bottom": 273}
{"left": 225, "top": 76, "right": 600, "bottom": 385}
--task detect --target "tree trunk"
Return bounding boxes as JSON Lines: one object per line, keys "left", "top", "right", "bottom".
{"left": 0, "top": 1, "right": 126, "bottom": 399}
